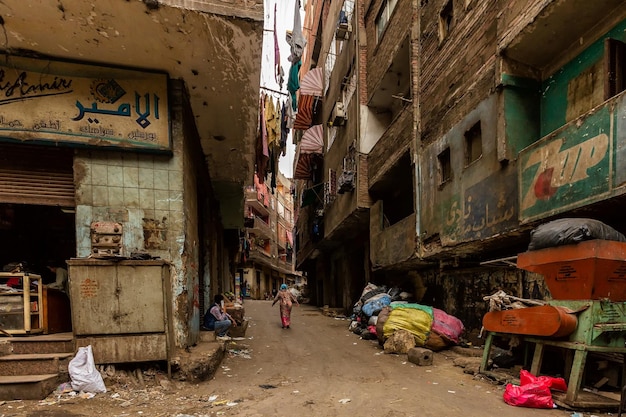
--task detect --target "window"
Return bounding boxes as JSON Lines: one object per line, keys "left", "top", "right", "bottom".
{"left": 438, "top": 0, "right": 453, "bottom": 42}
{"left": 375, "top": 0, "right": 398, "bottom": 42}
{"left": 438, "top": 147, "right": 451, "bottom": 185}
{"left": 464, "top": 122, "right": 482, "bottom": 166}
{"left": 605, "top": 38, "right": 626, "bottom": 100}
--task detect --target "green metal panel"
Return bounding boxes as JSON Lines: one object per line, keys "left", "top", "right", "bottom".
{"left": 548, "top": 300, "right": 626, "bottom": 348}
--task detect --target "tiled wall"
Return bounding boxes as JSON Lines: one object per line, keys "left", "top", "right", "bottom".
{"left": 74, "top": 149, "right": 184, "bottom": 261}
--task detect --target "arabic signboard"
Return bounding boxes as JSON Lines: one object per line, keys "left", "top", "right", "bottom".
{"left": 0, "top": 55, "right": 170, "bottom": 152}
{"left": 441, "top": 171, "right": 518, "bottom": 244}
{"left": 519, "top": 102, "right": 614, "bottom": 223}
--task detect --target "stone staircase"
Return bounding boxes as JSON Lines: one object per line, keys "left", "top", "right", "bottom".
{"left": 0, "top": 333, "right": 74, "bottom": 400}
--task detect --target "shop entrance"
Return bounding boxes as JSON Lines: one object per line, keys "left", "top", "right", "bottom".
{"left": 0, "top": 143, "right": 76, "bottom": 335}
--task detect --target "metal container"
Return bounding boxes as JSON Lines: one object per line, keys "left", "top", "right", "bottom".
{"left": 517, "top": 239, "right": 626, "bottom": 301}
{"left": 67, "top": 258, "right": 172, "bottom": 367}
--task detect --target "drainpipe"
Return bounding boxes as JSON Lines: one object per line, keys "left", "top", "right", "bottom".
{"left": 412, "top": 0, "right": 422, "bottom": 257}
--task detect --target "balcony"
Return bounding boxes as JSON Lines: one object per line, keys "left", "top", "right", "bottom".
{"left": 499, "top": 0, "right": 625, "bottom": 71}
{"left": 248, "top": 216, "right": 272, "bottom": 239}
{"left": 245, "top": 187, "right": 270, "bottom": 217}
{"left": 518, "top": 93, "right": 626, "bottom": 223}
{"left": 370, "top": 200, "right": 418, "bottom": 270}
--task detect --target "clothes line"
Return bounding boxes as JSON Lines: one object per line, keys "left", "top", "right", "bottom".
{"left": 261, "top": 86, "right": 288, "bottom": 96}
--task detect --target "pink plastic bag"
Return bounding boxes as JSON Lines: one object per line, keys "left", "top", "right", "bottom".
{"left": 519, "top": 369, "right": 567, "bottom": 392}
{"left": 503, "top": 382, "right": 554, "bottom": 409}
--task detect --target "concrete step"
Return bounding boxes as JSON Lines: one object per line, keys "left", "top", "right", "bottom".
{"left": 0, "top": 374, "right": 60, "bottom": 400}
{"left": 0, "top": 352, "right": 73, "bottom": 376}
{"left": 1, "top": 333, "right": 74, "bottom": 355}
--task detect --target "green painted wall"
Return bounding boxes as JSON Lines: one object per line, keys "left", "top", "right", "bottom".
{"left": 502, "top": 75, "right": 540, "bottom": 156}
{"left": 540, "top": 19, "right": 626, "bottom": 136}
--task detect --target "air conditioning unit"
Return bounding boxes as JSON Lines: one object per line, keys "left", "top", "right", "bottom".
{"left": 331, "top": 102, "right": 346, "bottom": 126}
{"left": 336, "top": 22, "right": 352, "bottom": 40}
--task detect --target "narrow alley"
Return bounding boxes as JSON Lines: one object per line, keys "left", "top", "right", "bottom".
{"left": 2, "top": 300, "right": 604, "bottom": 417}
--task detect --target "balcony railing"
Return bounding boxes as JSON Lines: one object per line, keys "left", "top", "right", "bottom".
{"left": 248, "top": 216, "right": 272, "bottom": 239}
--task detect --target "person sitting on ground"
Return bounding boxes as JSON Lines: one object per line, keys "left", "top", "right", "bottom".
{"left": 203, "top": 294, "right": 236, "bottom": 341}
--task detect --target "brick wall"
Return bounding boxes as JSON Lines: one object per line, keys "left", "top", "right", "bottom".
{"left": 364, "top": 0, "right": 413, "bottom": 99}
{"left": 419, "top": 0, "right": 498, "bottom": 146}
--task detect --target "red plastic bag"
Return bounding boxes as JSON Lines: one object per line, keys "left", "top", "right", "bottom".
{"left": 520, "top": 369, "right": 567, "bottom": 392}
{"left": 503, "top": 382, "right": 554, "bottom": 409}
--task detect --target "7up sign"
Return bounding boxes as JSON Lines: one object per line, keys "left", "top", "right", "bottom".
{"left": 519, "top": 104, "right": 613, "bottom": 222}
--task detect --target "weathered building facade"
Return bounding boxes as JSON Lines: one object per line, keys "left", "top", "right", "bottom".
{"left": 0, "top": 0, "right": 263, "bottom": 348}
{"left": 240, "top": 172, "right": 298, "bottom": 300}
{"left": 295, "top": 0, "right": 626, "bottom": 332}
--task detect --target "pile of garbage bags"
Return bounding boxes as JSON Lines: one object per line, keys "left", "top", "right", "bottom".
{"left": 349, "top": 283, "right": 464, "bottom": 352}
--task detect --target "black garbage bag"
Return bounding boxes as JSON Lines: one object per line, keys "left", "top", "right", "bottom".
{"left": 528, "top": 218, "right": 626, "bottom": 251}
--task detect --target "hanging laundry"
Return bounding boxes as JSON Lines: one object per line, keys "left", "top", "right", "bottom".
{"left": 255, "top": 95, "right": 270, "bottom": 183}
{"left": 287, "top": 0, "right": 306, "bottom": 64}
{"left": 274, "top": 4, "right": 284, "bottom": 88}
{"left": 287, "top": 59, "right": 302, "bottom": 110}
{"left": 285, "top": 95, "right": 296, "bottom": 129}
{"left": 265, "top": 97, "right": 279, "bottom": 146}
{"left": 280, "top": 101, "right": 289, "bottom": 156}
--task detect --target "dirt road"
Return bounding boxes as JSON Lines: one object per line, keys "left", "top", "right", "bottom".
{"left": 2, "top": 300, "right": 610, "bottom": 416}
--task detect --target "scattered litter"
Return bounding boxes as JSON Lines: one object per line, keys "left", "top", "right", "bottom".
{"left": 213, "top": 400, "right": 229, "bottom": 406}
{"left": 402, "top": 361, "right": 407, "bottom": 365}
{"left": 448, "top": 390, "right": 456, "bottom": 394}
{"left": 79, "top": 392, "right": 96, "bottom": 399}
{"left": 259, "top": 384, "right": 277, "bottom": 389}
{"left": 374, "top": 352, "right": 383, "bottom": 356}
{"left": 111, "top": 393, "right": 121, "bottom": 398}
{"left": 390, "top": 399, "right": 403, "bottom": 404}
{"left": 570, "top": 413, "right": 583, "bottom": 417}
{"left": 227, "top": 348, "right": 251, "bottom": 359}
{"left": 353, "top": 342, "right": 357, "bottom": 345}
{"left": 226, "top": 402, "right": 239, "bottom": 407}
{"left": 292, "top": 390, "right": 300, "bottom": 394}
{"left": 338, "top": 398, "right": 351, "bottom": 404}
{"left": 426, "top": 370, "right": 432, "bottom": 373}
{"left": 208, "top": 395, "right": 218, "bottom": 401}
{"left": 232, "top": 337, "right": 246, "bottom": 341}
{"left": 256, "top": 368, "right": 263, "bottom": 374}
{"left": 432, "top": 382, "right": 439, "bottom": 385}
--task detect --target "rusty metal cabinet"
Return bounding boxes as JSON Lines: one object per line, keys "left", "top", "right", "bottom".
{"left": 67, "top": 259, "right": 172, "bottom": 369}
